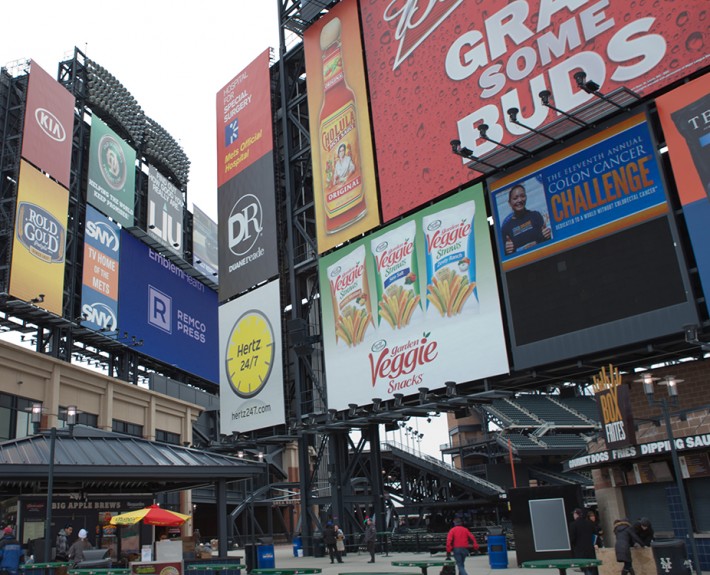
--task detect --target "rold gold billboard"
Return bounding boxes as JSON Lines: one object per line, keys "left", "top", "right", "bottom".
{"left": 9, "top": 160, "right": 69, "bottom": 315}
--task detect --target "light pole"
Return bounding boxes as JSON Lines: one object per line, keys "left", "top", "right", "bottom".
{"left": 635, "top": 373, "right": 701, "bottom": 575}
{"left": 31, "top": 403, "right": 77, "bottom": 563}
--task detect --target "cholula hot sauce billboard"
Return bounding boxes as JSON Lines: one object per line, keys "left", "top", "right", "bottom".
{"left": 304, "top": 0, "right": 380, "bottom": 253}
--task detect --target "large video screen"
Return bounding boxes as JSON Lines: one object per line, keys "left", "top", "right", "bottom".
{"left": 318, "top": 184, "right": 508, "bottom": 410}
{"left": 359, "top": 0, "right": 710, "bottom": 222}
{"left": 491, "top": 115, "right": 698, "bottom": 368}
{"left": 118, "top": 230, "right": 218, "bottom": 383}
{"left": 304, "top": 0, "right": 380, "bottom": 253}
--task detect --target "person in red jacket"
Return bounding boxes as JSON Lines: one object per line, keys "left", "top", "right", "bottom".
{"left": 446, "top": 517, "right": 479, "bottom": 575}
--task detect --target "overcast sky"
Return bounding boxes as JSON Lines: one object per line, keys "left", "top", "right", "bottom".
{"left": 1, "top": 0, "right": 281, "bottom": 221}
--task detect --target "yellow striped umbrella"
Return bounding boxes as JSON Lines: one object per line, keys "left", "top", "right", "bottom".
{"left": 109, "top": 504, "right": 190, "bottom": 527}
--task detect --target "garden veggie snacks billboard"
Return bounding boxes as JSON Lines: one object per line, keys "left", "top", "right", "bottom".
{"left": 304, "top": 0, "right": 380, "bottom": 253}
{"left": 359, "top": 0, "right": 710, "bottom": 223}
{"left": 318, "top": 185, "right": 508, "bottom": 410}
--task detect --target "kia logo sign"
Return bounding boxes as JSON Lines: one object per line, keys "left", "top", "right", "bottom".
{"left": 228, "top": 194, "right": 263, "bottom": 256}
{"left": 34, "top": 107, "right": 67, "bottom": 142}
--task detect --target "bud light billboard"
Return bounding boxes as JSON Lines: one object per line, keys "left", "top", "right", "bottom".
{"left": 318, "top": 184, "right": 508, "bottom": 410}
{"left": 118, "top": 230, "right": 219, "bottom": 384}
{"left": 81, "top": 205, "right": 120, "bottom": 331}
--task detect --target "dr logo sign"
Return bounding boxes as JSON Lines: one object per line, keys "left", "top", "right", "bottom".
{"left": 229, "top": 193, "right": 263, "bottom": 256}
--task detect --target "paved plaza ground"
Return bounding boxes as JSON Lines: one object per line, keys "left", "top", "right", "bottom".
{"left": 258, "top": 543, "right": 530, "bottom": 575}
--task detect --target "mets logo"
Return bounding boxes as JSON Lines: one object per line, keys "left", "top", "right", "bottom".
{"left": 15, "top": 202, "right": 66, "bottom": 263}
{"left": 98, "top": 134, "right": 127, "bottom": 191}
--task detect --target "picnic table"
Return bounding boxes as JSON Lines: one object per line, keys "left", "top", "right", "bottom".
{"left": 391, "top": 559, "right": 455, "bottom": 575}
{"left": 250, "top": 569, "right": 322, "bottom": 575}
{"left": 521, "top": 558, "right": 602, "bottom": 575}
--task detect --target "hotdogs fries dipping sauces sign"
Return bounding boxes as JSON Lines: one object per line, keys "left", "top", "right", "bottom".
{"left": 319, "top": 185, "right": 509, "bottom": 409}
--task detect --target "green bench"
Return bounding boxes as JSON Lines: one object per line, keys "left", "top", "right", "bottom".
{"left": 250, "top": 569, "right": 322, "bottom": 575}
{"left": 391, "top": 559, "right": 455, "bottom": 575}
{"left": 185, "top": 565, "right": 245, "bottom": 572}
{"left": 521, "top": 558, "right": 602, "bottom": 575}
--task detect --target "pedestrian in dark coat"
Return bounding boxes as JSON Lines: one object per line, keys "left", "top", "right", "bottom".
{"left": 632, "top": 518, "right": 654, "bottom": 547}
{"left": 323, "top": 522, "right": 342, "bottom": 564}
{"left": 614, "top": 518, "right": 645, "bottom": 575}
{"left": 363, "top": 518, "right": 377, "bottom": 563}
{"left": 570, "top": 508, "right": 598, "bottom": 575}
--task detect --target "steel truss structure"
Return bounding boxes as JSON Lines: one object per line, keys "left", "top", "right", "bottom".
{"left": 273, "top": 0, "right": 710, "bottom": 552}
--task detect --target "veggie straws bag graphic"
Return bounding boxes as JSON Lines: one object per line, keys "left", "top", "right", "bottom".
{"left": 328, "top": 245, "right": 373, "bottom": 347}
{"left": 371, "top": 220, "right": 421, "bottom": 329}
{"left": 423, "top": 200, "right": 478, "bottom": 317}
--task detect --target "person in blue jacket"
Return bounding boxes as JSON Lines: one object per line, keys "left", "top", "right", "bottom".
{"left": 0, "top": 526, "right": 24, "bottom": 575}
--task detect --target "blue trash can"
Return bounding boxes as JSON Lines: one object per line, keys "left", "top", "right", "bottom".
{"left": 293, "top": 536, "right": 303, "bottom": 557}
{"left": 257, "top": 544, "right": 275, "bottom": 568}
{"left": 488, "top": 535, "right": 508, "bottom": 569}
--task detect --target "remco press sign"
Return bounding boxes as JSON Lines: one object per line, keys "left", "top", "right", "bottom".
{"left": 118, "top": 230, "right": 218, "bottom": 384}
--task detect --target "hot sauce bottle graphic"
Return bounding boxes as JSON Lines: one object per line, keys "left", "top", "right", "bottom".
{"left": 319, "top": 17, "right": 367, "bottom": 234}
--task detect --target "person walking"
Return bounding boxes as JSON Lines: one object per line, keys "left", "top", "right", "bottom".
{"left": 446, "top": 517, "right": 479, "bottom": 575}
{"left": 0, "top": 526, "right": 24, "bottom": 575}
{"left": 364, "top": 518, "right": 377, "bottom": 563}
{"left": 67, "top": 529, "right": 93, "bottom": 564}
{"left": 55, "top": 524, "right": 73, "bottom": 562}
{"left": 569, "top": 508, "right": 598, "bottom": 575}
{"left": 323, "top": 521, "right": 342, "bottom": 564}
{"left": 588, "top": 511, "right": 604, "bottom": 548}
{"left": 613, "top": 518, "right": 646, "bottom": 575}
{"left": 334, "top": 524, "right": 346, "bottom": 560}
